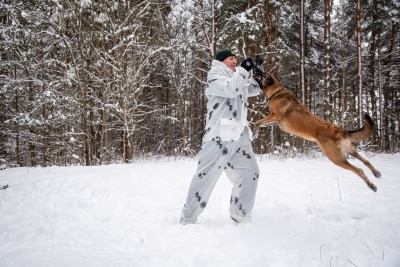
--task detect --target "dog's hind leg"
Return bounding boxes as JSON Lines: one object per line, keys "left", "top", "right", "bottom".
{"left": 339, "top": 161, "right": 376, "bottom": 192}
{"left": 348, "top": 149, "right": 381, "bottom": 178}
{"left": 321, "top": 145, "right": 377, "bottom": 192}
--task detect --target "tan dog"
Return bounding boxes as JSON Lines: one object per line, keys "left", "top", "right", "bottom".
{"left": 253, "top": 73, "right": 381, "bottom": 192}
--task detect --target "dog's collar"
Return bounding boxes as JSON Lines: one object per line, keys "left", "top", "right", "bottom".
{"left": 267, "top": 88, "right": 286, "bottom": 102}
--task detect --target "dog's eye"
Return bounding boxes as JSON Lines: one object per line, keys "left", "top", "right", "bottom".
{"left": 267, "top": 77, "right": 274, "bottom": 86}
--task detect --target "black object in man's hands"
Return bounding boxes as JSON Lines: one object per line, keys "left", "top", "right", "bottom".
{"left": 253, "top": 55, "right": 264, "bottom": 79}
{"left": 253, "top": 55, "right": 265, "bottom": 87}
{"left": 240, "top": 58, "right": 255, "bottom": 72}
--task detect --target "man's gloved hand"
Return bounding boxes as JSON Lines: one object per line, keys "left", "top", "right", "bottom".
{"left": 240, "top": 58, "right": 254, "bottom": 72}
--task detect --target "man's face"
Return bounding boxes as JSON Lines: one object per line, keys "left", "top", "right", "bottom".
{"left": 222, "top": 56, "right": 237, "bottom": 72}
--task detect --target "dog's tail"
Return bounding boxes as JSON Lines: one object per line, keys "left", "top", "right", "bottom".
{"left": 345, "top": 114, "right": 374, "bottom": 142}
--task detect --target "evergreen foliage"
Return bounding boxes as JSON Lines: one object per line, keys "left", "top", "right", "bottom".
{"left": 0, "top": 0, "right": 399, "bottom": 166}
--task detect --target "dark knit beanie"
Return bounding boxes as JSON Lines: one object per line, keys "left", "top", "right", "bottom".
{"left": 216, "top": 49, "right": 236, "bottom": 62}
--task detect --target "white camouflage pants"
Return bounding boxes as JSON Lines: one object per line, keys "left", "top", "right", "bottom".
{"left": 180, "top": 129, "right": 260, "bottom": 224}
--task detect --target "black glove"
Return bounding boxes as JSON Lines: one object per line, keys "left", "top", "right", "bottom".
{"left": 253, "top": 75, "right": 263, "bottom": 88}
{"left": 240, "top": 58, "right": 254, "bottom": 72}
{"left": 253, "top": 55, "right": 264, "bottom": 79}
{"left": 253, "top": 68, "right": 263, "bottom": 80}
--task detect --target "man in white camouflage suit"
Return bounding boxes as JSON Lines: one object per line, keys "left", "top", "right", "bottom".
{"left": 180, "top": 49, "right": 263, "bottom": 224}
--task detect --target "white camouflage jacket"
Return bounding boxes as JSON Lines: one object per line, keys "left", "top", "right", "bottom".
{"left": 203, "top": 60, "right": 262, "bottom": 143}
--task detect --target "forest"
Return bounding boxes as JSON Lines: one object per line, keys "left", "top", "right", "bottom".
{"left": 0, "top": 0, "right": 399, "bottom": 167}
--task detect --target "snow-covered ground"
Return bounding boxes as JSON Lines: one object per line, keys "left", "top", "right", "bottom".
{"left": 0, "top": 153, "right": 399, "bottom": 267}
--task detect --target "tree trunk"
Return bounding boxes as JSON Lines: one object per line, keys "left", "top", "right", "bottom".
{"left": 377, "top": 37, "right": 384, "bottom": 151}
{"left": 300, "top": 0, "right": 305, "bottom": 103}
{"left": 199, "top": 0, "right": 218, "bottom": 61}
{"left": 383, "top": 22, "right": 395, "bottom": 151}
{"left": 356, "top": 0, "right": 363, "bottom": 127}
{"left": 264, "top": 0, "right": 272, "bottom": 67}
{"left": 367, "top": 0, "right": 378, "bottom": 144}
{"left": 323, "top": 0, "right": 332, "bottom": 121}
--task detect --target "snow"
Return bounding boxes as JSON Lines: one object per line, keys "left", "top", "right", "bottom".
{"left": 95, "top": 13, "right": 109, "bottom": 23}
{"left": 80, "top": 0, "right": 92, "bottom": 8}
{"left": 1, "top": 153, "right": 400, "bottom": 267}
